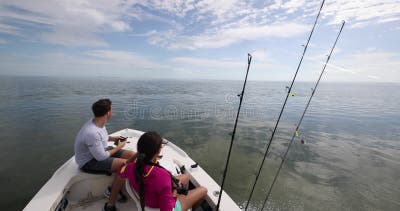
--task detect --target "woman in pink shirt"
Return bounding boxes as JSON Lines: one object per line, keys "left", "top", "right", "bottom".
{"left": 104, "top": 131, "right": 207, "bottom": 211}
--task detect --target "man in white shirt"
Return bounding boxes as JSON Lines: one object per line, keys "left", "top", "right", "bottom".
{"left": 74, "top": 99, "right": 136, "bottom": 174}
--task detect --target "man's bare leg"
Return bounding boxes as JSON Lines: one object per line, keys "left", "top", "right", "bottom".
{"left": 107, "top": 176, "right": 125, "bottom": 206}
{"left": 120, "top": 150, "right": 136, "bottom": 159}
{"left": 111, "top": 158, "right": 126, "bottom": 172}
{"left": 111, "top": 150, "right": 137, "bottom": 168}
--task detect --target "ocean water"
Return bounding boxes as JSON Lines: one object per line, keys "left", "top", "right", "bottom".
{"left": 0, "top": 75, "right": 399, "bottom": 211}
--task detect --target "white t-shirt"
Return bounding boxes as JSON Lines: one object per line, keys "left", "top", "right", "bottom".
{"left": 74, "top": 119, "right": 110, "bottom": 168}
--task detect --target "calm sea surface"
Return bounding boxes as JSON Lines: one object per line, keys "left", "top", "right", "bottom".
{"left": 0, "top": 75, "right": 399, "bottom": 211}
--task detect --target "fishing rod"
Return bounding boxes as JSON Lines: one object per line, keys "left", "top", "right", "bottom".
{"left": 244, "top": 0, "right": 326, "bottom": 209}
{"left": 260, "top": 20, "right": 345, "bottom": 210}
{"left": 216, "top": 53, "right": 252, "bottom": 210}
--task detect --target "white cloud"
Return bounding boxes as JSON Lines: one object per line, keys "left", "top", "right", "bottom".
{"left": 138, "top": 0, "right": 196, "bottom": 18}
{"left": 1, "top": 0, "right": 399, "bottom": 49}
{"left": 327, "top": 51, "right": 400, "bottom": 82}
{"left": 0, "top": 23, "right": 20, "bottom": 35}
{"left": 367, "top": 75, "right": 380, "bottom": 79}
{"left": 128, "top": 30, "right": 158, "bottom": 37}
{"left": 282, "top": 0, "right": 306, "bottom": 14}
{"left": 171, "top": 57, "right": 243, "bottom": 68}
{"left": 149, "top": 22, "right": 310, "bottom": 50}
{"left": 322, "top": 0, "right": 400, "bottom": 27}
{"left": 265, "top": 0, "right": 400, "bottom": 28}
{"left": 0, "top": 49, "right": 171, "bottom": 78}
{"left": 143, "top": 0, "right": 400, "bottom": 50}
{"left": 85, "top": 50, "right": 165, "bottom": 70}
{"left": 41, "top": 29, "right": 109, "bottom": 47}
{"left": 0, "top": 0, "right": 135, "bottom": 46}
{"left": 193, "top": 0, "right": 246, "bottom": 25}
{"left": 251, "top": 49, "right": 270, "bottom": 62}
{"left": 327, "top": 63, "right": 357, "bottom": 75}
{"left": 0, "top": 0, "right": 196, "bottom": 47}
{"left": 292, "top": 48, "right": 400, "bottom": 82}
{"left": 168, "top": 55, "right": 293, "bottom": 81}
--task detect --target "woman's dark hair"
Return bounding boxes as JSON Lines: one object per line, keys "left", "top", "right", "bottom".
{"left": 135, "top": 131, "right": 163, "bottom": 211}
{"left": 91, "top": 99, "right": 112, "bottom": 117}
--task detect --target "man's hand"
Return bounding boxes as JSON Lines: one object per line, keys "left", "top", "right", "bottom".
{"left": 109, "top": 136, "right": 125, "bottom": 142}
{"left": 116, "top": 140, "right": 126, "bottom": 149}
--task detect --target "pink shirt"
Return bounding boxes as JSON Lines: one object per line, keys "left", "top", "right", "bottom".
{"left": 118, "top": 162, "right": 176, "bottom": 211}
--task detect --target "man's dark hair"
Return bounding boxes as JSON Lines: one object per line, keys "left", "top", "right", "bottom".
{"left": 92, "top": 99, "right": 112, "bottom": 117}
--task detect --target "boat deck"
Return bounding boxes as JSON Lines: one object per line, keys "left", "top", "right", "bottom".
{"left": 71, "top": 197, "right": 137, "bottom": 211}
{"left": 70, "top": 197, "right": 205, "bottom": 211}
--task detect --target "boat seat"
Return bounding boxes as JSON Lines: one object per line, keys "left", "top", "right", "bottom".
{"left": 73, "top": 169, "right": 114, "bottom": 183}
{"left": 125, "top": 180, "right": 191, "bottom": 211}
{"left": 66, "top": 169, "right": 115, "bottom": 205}
{"left": 125, "top": 180, "right": 160, "bottom": 211}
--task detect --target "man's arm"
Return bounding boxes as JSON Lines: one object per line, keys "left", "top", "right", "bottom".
{"left": 87, "top": 140, "right": 110, "bottom": 161}
{"left": 87, "top": 133, "right": 125, "bottom": 160}
{"left": 108, "top": 136, "right": 120, "bottom": 142}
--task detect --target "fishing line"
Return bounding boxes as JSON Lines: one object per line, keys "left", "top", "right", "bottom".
{"left": 216, "top": 53, "right": 252, "bottom": 210}
{"left": 244, "top": 0, "right": 326, "bottom": 209}
{"left": 260, "top": 21, "right": 346, "bottom": 211}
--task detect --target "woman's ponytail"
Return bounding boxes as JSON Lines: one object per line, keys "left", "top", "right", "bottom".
{"left": 135, "top": 153, "right": 146, "bottom": 210}
{"left": 133, "top": 132, "right": 163, "bottom": 211}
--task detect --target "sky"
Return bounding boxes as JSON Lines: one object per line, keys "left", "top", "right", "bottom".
{"left": 0, "top": 0, "right": 399, "bottom": 82}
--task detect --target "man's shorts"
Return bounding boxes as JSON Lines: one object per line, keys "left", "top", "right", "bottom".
{"left": 81, "top": 147, "right": 127, "bottom": 175}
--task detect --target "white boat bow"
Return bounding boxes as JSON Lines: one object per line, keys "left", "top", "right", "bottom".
{"left": 24, "top": 128, "right": 241, "bottom": 211}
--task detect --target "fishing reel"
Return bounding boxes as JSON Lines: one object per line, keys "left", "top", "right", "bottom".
{"left": 175, "top": 185, "right": 188, "bottom": 195}
{"left": 113, "top": 136, "right": 128, "bottom": 146}
{"left": 172, "top": 175, "right": 188, "bottom": 195}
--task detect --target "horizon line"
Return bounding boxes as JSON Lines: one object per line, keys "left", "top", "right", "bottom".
{"left": 1, "top": 74, "right": 399, "bottom": 84}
